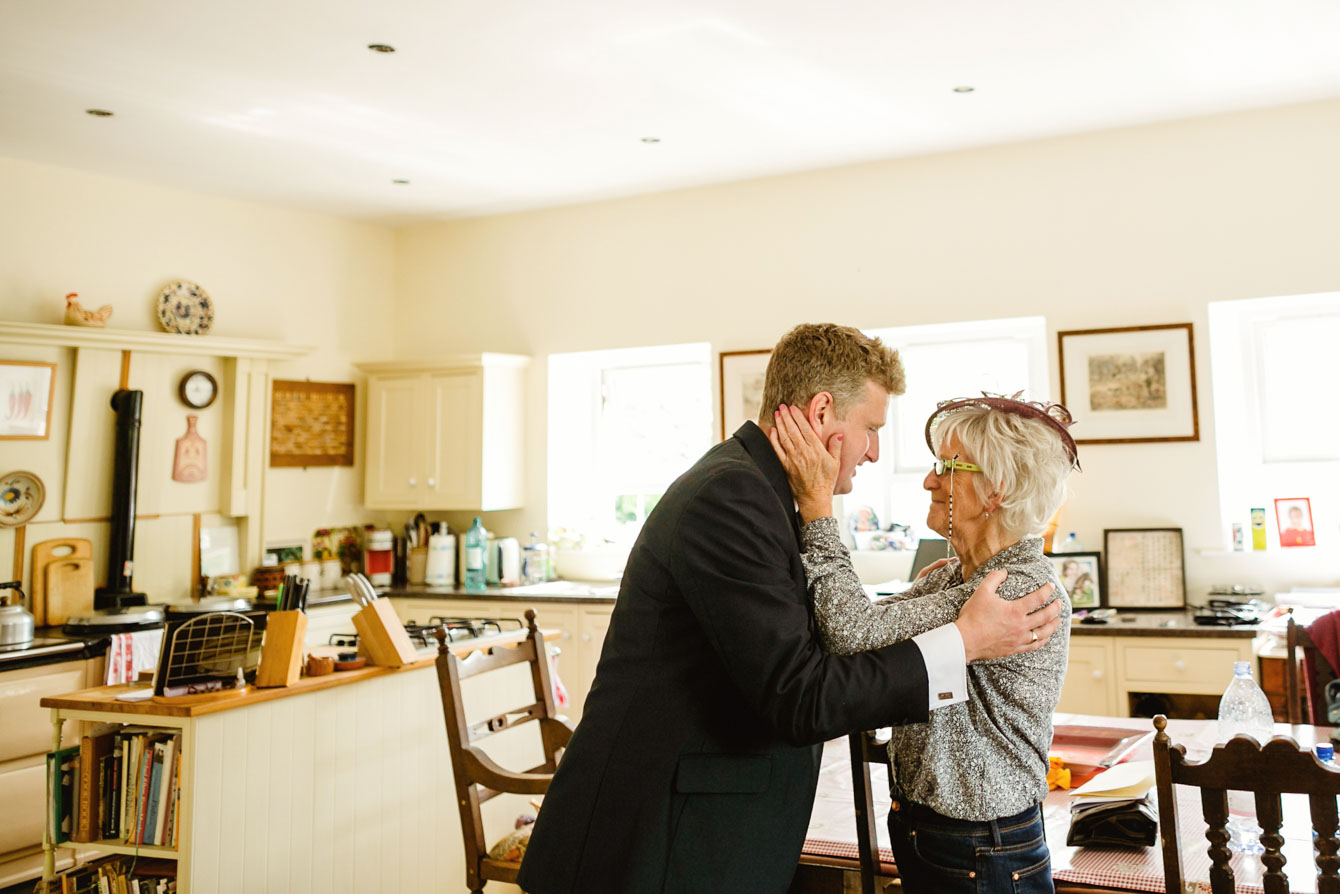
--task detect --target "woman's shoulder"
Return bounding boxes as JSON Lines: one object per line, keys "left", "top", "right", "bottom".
{"left": 972, "top": 540, "right": 1062, "bottom": 598}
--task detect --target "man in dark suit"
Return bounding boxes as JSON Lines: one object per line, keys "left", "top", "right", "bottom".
{"left": 518, "top": 323, "right": 1062, "bottom": 894}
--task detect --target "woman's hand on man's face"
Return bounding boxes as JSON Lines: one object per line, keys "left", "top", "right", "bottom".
{"left": 767, "top": 404, "right": 839, "bottom": 523}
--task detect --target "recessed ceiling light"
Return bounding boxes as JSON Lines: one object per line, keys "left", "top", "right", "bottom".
{"left": 367, "top": 44, "right": 396, "bottom": 53}
{"left": 392, "top": 179, "right": 410, "bottom": 185}
{"left": 952, "top": 86, "right": 975, "bottom": 94}
{"left": 641, "top": 137, "right": 661, "bottom": 144}
{"left": 85, "top": 109, "right": 114, "bottom": 117}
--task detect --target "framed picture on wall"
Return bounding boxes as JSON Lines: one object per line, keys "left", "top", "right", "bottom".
{"left": 1103, "top": 527, "right": 1186, "bottom": 609}
{"left": 718, "top": 350, "right": 771, "bottom": 441}
{"left": 1275, "top": 497, "right": 1315, "bottom": 548}
{"left": 269, "top": 380, "right": 356, "bottom": 467}
{"left": 0, "top": 360, "right": 56, "bottom": 440}
{"left": 1044, "top": 551, "right": 1103, "bottom": 609}
{"left": 1057, "top": 323, "right": 1199, "bottom": 444}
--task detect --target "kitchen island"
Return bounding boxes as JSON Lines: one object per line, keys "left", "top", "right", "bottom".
{"left": 40, "top": 628, "right": 550, "bottom": 894}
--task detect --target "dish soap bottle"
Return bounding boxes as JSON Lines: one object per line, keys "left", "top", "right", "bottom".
{"left": 464, "top": 518, "right": 487, "bottom": 592}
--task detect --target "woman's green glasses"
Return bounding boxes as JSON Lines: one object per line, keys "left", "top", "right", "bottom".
{"left": 933, "top": 455, "right": 981, "bottom": 476}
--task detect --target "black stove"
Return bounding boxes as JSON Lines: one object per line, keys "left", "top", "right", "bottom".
{"left": 331, "top": 616, "right": 524, "bottom": 651}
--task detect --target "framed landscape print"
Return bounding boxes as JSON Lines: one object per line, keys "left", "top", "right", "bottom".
{"left": 718, "top": 350, "right": 771, "bottom": 441}
{"left": 1057, "top": 323, "right": 1198, "bottom": 444}
{"left": 1044, "top": 551, "right": 1103, "bottom": 609}
{"left": 0, "top": 360, "right": 56, "bottom": 439}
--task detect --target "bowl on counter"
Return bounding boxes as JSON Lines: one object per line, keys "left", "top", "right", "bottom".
{"left": 552, "top": 547, "right": 629, "bottom": 582}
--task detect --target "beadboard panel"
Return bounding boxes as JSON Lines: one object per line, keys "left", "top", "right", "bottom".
{"left": 183, "top": 663, "right": 531, "bottom": 893}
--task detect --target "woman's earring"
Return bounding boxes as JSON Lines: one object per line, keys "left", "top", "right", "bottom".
{"left": 984, "top": 510, "right": 990, "bottom": 518}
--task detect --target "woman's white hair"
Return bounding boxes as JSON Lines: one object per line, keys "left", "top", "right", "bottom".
{"left": 932, "top": 407, "right": 1072, "bottom": 540}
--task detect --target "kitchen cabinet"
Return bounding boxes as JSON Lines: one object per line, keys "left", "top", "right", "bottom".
{"left": 358, "top": 355, "right": 529, "bottom": 511}
{"left": 1060, "top": 631, "right": 1256, "bottom": 718}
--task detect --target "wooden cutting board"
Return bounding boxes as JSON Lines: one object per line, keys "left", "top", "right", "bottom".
{"left": 45, "top": 559, "right": 95, "bottom": 626}
{"left": 30, "top": 538, "right": 93, "bottom": 625}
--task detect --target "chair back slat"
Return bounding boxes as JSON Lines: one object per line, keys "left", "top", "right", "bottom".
{"left": 1154, "top": 713, "right": 1340, "bottom": 894}
{"left": 434, "top": 609, "right": 575, "bottom": 892}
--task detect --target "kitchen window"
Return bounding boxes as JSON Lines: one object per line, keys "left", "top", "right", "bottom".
{"left": 548, "top": 343, "right": 712, "bottom": 544}
{"left": 843, "top": 316, "right": 1049, "bottom": 537}
{"left": 1208, "top": 291, "right": 1340, "bottom": 548}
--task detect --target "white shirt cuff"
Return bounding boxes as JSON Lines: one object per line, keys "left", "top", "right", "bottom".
{"left": 912, "top": 623, "right": 968, "bottom": 711}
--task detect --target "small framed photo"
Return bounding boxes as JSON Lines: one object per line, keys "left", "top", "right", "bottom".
{"left": 1275, "top": 498, "right": 1315, "bottom": 548}
{"left": 718, "top": 349, "right": 771, "bottom": 441}
{"left": 1044, "top": 551, "right": 1103, "bottom": 609}
{"left": 1057, "top": 323, "right": 1199, "bottom": 445}
{"left": 0, "top": 360, "right": 56, "bottom": 440}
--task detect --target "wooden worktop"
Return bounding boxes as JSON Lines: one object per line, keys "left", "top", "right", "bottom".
{"left": 40, "top": 627, "right": 554, "bottom": 719}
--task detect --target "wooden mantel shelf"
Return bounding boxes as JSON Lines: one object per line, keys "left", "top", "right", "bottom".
{"left": 0, "top": 320, "right": 311, "bottom": 360}
{"left": 40, "top": 627, "right": 557, "bottom": 719}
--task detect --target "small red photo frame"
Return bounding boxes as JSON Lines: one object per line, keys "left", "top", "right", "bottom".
{"left": 1274, "top": 497, "right": 1315, "bottom": 548}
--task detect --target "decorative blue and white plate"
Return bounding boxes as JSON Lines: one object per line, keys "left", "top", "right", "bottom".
{"left": 156, "top": 280, "right": 214, "bottom": 335}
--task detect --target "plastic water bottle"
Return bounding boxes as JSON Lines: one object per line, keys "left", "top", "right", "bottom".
{"left": 1217, "top": 660, "right": 1274, "bottom": 854}
{"left": 464, "top": 517, "right": 487, "bottom": 592}
{"left": 1317, "top": 743, "right": 1336, "bottom": 766}
{"left": 1057, "top": 532, "right": 1084, "bottom": 552}
{"left": 523, "top": 532, "right": 549, "bottom": 585}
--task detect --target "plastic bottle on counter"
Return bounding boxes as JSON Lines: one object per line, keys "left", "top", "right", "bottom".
{"left": 1217, "top": 660, "right": 1274, "bottom": 854}
{"left": 523, "top": 532, "right": 549, "bottom": 585}
{"left": 1317, "top": 743, "right": 1337, "bottom": 767}
{"left": 1056, "top": 532, "right": 1084, "bottom": 552}
{"left": 464, "top": 518, "right": 487, "bottom": 592}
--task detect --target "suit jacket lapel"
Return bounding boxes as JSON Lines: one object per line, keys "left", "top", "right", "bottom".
{"left": 733, "top": 421, "right": 802, "bottom": 547}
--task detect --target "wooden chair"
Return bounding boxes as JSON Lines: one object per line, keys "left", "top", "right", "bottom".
{"left": 434, "top": 608, "right": 574, "bottom": 893}
{"left": 1286, "top": 613, "right": 1338, "bottom": 724}
{"left": 849, "top": 729, "right": 897, "bottom": 894}
{"left": 1151, "top": 713, "right": 1340, "bottom": 894}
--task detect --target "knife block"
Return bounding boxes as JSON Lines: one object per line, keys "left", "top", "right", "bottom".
{"left": 352, "top": 599, "right": 418, "bottom": 668}
{"left": 256, "top": 610, "right": 307, "bottom": 687}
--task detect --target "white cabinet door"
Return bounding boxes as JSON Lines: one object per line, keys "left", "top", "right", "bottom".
{"left": 424, "top": 371, "right": 482, "bottom": 510}
{"left": 578, "top": 608, "right": 613, "bottom": 709}
{"left": 1058, "top": 638, "right": 1116, "bottom": 716}
{"left": 364, "top": 375, "right": 424, "bottom": 508}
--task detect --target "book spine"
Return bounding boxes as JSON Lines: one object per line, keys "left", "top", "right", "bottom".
{"left": 75, "top": 736, "right": 93, "bottom": 842}
{"left": 110, "top": 743, "right": 122, "bottom": 840}
{"left": 144, "top": 742, "right": 164, "bottom": 845}
{"left": 135, "top": 746, "right": 153, "bottom": 845}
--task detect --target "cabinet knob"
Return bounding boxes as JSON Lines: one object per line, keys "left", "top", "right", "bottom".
{"left": 581, "top": 633, "right": 592, "bottom": 643}
{"left": 1173, "top": 660, "right": 1187, "bottom": 672}
{"left": 561, "top": 630, "right": 572, "bottom": 640}
{"left": 408, "top": 477, "right": 417, "bottom": 487}
{"left": 1091, "top": 669, "right": 1103, "bottom": 680}
{"left": 427, "top": 477, "right": 436, "bottom": 488}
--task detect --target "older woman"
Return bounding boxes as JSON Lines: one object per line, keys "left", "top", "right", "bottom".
{"left": 769, "top": 393, "right": 1078, "bottom": 893}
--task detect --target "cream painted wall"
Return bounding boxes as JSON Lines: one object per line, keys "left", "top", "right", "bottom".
{"left": 394, "top": 97, "right": 1340, "bottom": 596}
{"left": 0, "top": 156, "right": 396, "bottom": 604}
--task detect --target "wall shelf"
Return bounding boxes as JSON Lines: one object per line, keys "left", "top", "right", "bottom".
{"left": 0, "top": 321, "right": 311, "bottom": 360}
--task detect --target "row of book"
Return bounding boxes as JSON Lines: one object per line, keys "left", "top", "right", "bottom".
{"left": 47, "top": 728, "right": 182, "bottom": 848}
{"left": 33, "top": 854, "right": 176, "bottom": 894}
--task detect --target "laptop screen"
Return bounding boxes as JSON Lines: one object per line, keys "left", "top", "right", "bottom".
{"left": 908, "top": 538, "right": 955, "bottom": 580}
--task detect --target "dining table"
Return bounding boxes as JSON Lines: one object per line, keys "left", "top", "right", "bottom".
{"left": 797, "top": 712, "right": 1338, "bottom": 894}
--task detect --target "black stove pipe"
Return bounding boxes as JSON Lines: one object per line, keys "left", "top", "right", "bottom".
{"left": 95, "top": 389, "right": 146, "bottom": 609}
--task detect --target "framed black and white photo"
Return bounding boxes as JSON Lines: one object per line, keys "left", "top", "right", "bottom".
{"left": 1103, "top": 527, "right": 1186, "bottom": 609}
{"left": 718, "top": 349, "right": 771, "bottom": 441}
{"left": 1044, "top": 551, "right": 1103, "bottom": 609}
{"left": 1057, "top": 324, "right": 1198, "bottom": 444}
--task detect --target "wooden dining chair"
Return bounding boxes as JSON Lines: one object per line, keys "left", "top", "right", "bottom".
{"left": 1286, "top": 613, "right": 1338, "bottom": 724}
{"left": 434, "top": 608, "right": 575, "bottom": 893}
{"left": 1151, "top": 713, "right": 1340, "bottom": 894}
{"left": 849, "top": 729, "right": 897, "bottom": 894}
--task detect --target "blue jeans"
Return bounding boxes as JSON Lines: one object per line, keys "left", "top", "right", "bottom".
{"left": 887, "top": 798, "right": 1053, "bottom": 894}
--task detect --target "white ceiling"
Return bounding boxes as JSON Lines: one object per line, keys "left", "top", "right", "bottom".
{"left": 3, "top": 1, "right": 1340, "bottom": 225}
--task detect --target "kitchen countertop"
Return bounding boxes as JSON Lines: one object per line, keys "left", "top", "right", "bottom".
{"left": 1071, "top": 608, "right": 1261, "bottom": 638}
{"left": 0, "top": 626, "right": 106, "bottom": 671}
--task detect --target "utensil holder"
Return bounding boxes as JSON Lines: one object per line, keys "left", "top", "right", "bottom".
{"left": 256, "top": 610, "right": 307, "bottom": 687}
{"left": 408, "top": 546, "right": 428, "bottom": 585}
{"left": 352, "top": 599, "right": 418, "bottom": 668}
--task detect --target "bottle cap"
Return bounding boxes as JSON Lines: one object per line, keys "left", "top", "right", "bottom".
{"left": 1317, "top": 743, "right": 1335, "bottom": 762}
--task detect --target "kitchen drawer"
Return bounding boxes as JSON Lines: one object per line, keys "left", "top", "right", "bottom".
{"left": 0, "top": 756, "right": 46, "bottom": 855}
{"left": 0, "top": 660, "right": 83, "bottom": 762}
{"left": 1120, "top": 644, "right": 1243, "bottom": 689}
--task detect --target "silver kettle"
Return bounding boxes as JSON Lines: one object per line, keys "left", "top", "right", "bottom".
{"left": 0, "top": 581, "right": 36, "bottom": 647}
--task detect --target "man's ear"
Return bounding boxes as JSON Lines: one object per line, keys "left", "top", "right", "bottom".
{"left": 806, "top": 392, "right": 835, "bottom": 434}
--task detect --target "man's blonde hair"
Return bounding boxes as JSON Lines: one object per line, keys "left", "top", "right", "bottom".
{"left": 758, "top": 323, "right": 906, "bottom": 422}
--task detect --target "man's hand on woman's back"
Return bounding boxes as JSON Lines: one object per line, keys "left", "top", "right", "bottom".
{"left": 954, "top": 570, "right": 1062, "bottom": 662}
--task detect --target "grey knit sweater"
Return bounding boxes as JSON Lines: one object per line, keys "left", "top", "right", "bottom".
{"left": 801, "top": 517, "right": 1070, "bottom": 820}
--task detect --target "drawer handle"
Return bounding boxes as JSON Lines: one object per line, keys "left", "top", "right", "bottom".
{"left": 561, "top": 631, "right": 572, "bottom": 640}
{"left": 408, "top": 477, "right": 417, "bottom": 487}
{"left": 581, "top": 633, "right": 592, "bottom": 643}
{"left": 427, "top": 477, "right": 436, "bottom": 488}
{"left": 1173, "top": 660, "right": 1187, "bottom": 672}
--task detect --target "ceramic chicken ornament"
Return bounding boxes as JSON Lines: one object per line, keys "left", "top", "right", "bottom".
{"left": 63, "top": 293, "right": 114, "bottom": 327}
{"left": 172, "top": 416, "right": 207, "bottom": 482}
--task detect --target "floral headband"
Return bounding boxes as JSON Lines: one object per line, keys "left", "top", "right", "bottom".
{"left": 924, "top": 391, "right": 1081, "bottom": 471}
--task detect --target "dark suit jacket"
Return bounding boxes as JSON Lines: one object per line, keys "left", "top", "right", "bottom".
{"left": 517, "top": 422, "right": 931, "bottom": 894}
